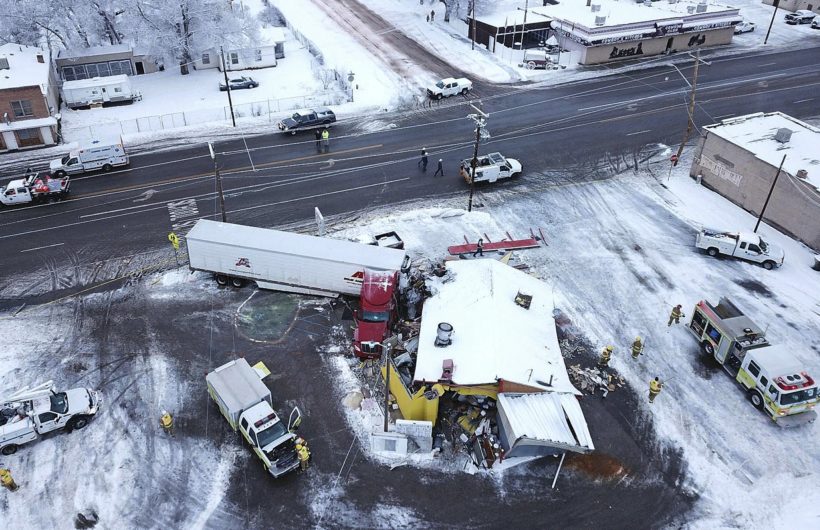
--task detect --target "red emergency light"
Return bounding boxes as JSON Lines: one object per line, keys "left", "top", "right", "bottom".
{"left": 254, "top": 413, "right": 277, "bottom": 428}
{"left": 776, "top": 372, "right": 815, "bottom": 391}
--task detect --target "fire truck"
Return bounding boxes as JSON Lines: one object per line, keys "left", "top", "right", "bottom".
{"left": 687, "top": 298, "right": 818, "bottom": 427}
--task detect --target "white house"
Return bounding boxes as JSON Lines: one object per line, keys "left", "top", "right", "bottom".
{"left": 196, "top": 28, "right": 287, "bottom": 71}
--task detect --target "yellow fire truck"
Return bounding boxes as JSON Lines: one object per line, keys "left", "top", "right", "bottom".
{"left": 687, "top": 298, "right": 818, "bottom": 427}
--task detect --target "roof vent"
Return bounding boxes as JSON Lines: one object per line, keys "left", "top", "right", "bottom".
{"left": 595, "top": 15, "right": 607, "bottom": 26}
{"left": 434, "top": 322, "right": 454, "bottom": 347}
{"left": 440, "top": 359, "right": 454, "bottom": 382}
{"left": 774, "top": 128, "right": 792, "bottom": 143}
{"left": 36, "top": 53, "right": 44, "bottom": 63}
{"left": 514, "top": 290, "right": 533, "bottom": 309}
{"left": 687, "top": 5, "right": 696, "bottom": 13}
{"left": 796, "top": 169, "right": 808, "bottom": 179}
{"left": 591, "top": 3, "right": 601, "bottom": 12}
{"left": 696, "top": 3, "right": 708, "bottom": 12}
{"left": 0, "top": 57, "right": 9, "bottom": 70}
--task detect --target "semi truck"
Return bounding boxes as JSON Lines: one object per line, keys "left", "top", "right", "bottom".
{"left": 49, "top": 140, "right": 129, "bottom": 177}
{"left": 695, "top": 229, "right": 784, "bottom": 270}
{"left": 687, "top": 298, "right": 818, "bottom": 426}
{"left": 206, "top": 358, "right": 302, "bottom": 478}
{"left": 1, "top": 381, "right": 101, "bottom": 455}
{"left": 186, "top": 219, "right": 409, "bottom": 296}
{"left": 0, "top": 172, "right": 70, "bottom": 206}
{"left": 353, "top": 269, "right": 399, "bottom": 359}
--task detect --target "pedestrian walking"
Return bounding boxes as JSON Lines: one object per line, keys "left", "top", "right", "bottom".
{"left": 426, "top": 14, "right": 430, "bottom": 22}
{"left": 649, "top": 377, "right": 663, "bottom": 403}
{"left": 667, "top": 304, "right": 684, "bottom": 326}
{"left": 0, "top": 468, "right": 19, "bottom": 492}
{"left": 160, "top": 410, "right": 174, "bottom": 436}
{"left": 321, "top": 128, "right": 330, "bottom": 152}
{"left": 473, "top": 238, "right": 484, "bottom": 257}
{"left": 430, "top": 9, "right": 435, "bottom": 21}
{"left": 418, "top": 148, "right": 428, "bottom": 171}
{"left": 631, "top": 336, "right": 644, "bottom": 359}
{"left": 295, "top": 438, "right": 311, "bottom": 472}
{"left": 598, "top": 345, "right": 613, "bottom": 368}
{"left": 434, "top": 159, "right": 444, "bottom": 177}
{"left": 314, "top": 129, "right": 322, "bottom": 152}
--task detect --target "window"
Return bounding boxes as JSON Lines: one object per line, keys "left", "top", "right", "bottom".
{"left": 11, "top": 100, "right": 34, "bottom": 118}
{"left": 108, "top": 60, "right": 133, "bottom": 76}
{"left": 38, "top": 411, "right": 57, "bottom": 423}
{"left": 240, "top": 418, "right": 248, "bottom": 430}
{"left": 202, "top": 53, "right": 211, "bottom": 65}
{"left": 705, "top": 324, "right": 721, "bottom": 342}
{"left": 760, "top": 376, "right": 768, "bottom": 387}
{"left": 748, "top": 244, "right": 760, "bottom": 253}
{"left": 114, "top": 87, "right": 122, "bottom": 93}
{"left": 230, "top": 52, "right": 239, "bottom": 65}
{"left": 255, "top": 49, "right": 262, "bottom": 62}
{"left": 748, "top": 361, "right": 761, "bottom": 377}
{"left": 740, "top": 242, "right": 747, "bottom": 249}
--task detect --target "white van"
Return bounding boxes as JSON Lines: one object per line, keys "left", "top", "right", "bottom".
{"left": 49, "top": 141, "right": 129, "bottom": 176}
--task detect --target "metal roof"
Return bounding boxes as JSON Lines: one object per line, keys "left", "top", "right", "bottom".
{"left": 206, "top": 358, "right": 270, "bottom": 414}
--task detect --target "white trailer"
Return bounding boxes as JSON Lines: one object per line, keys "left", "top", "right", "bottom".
{"left": 62, "top": 75, "right": 141, "bottom": 109}
{"left": 49, "top": 140, "right": 129, "bottom": 176}
{"left": 186, "top": 220, "right": 409, "bottom": 296}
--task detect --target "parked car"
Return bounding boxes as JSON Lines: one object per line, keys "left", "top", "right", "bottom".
{"left": 276, "top": 107, "right": 336, "bottom": 134}
{"left": 812, "top": 18, "right": 820, "bottom": 29}
{"left": 219, "top": 76, "right": 258, "bottom": 91}
{"left": 784, "top": 10, "right": 816, "bottom": 24}
{"left": 734, "top": 21, "right": 756, "bottom": 34}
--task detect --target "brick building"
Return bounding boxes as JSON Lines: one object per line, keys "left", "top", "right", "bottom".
{"left": 0, "top": 43, "right": 60, "bottom": 152}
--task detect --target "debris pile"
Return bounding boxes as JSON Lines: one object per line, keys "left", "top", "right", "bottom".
{"left": 568, "top": 365, "right": 626, "bottom": 397}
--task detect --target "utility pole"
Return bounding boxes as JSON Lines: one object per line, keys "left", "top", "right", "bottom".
{"left": 220, "top": 47, "right": 236, "bottom": 128}
{"left": 764, "top": 0, "right": 781, "bottom": 45}
{"left": 208, "top": 142, "right": 227, "bottom": 223}
{"left": 673, "top": 50, "right": 701, "bottom": 167}
{"left": 754, "top": 154, "right": 786, "bottom": 233}
{"left": 467, "top": 104, "right": 489, "bottom": 212}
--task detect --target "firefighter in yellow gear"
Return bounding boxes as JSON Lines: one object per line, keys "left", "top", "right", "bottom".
{"left": 649, "top": 377, "right": 663, "bottom": 403}
{"left": 160, "top": 411, "right": 174, "bottom": 436}
{"left": 598, "top": 345, "right": 613, "bottom": 368}
{"left": 631, "top": 337, "right": 644, "bottom": 359}
{"left": 1, "top": 468, "right": 19, "bottom": 492}
{"left": 668, "top": 304, "right": 684, "bottom": 326}
{"left": 295, "top": 439, "right": 311, "bottom": 472}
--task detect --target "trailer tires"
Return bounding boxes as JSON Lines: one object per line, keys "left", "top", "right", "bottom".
{"left": 230, "top": 277, "right": 245, "bottom": 288}
{"left": 762, "top": 261, "right": 775, "bottom": 270}
{"left": 750, "top": 391, "right": 764, "bottom": 410}
{"left": 701, "top": 341, "right": 715, "bottom": 356}
{"left": 102, "top": 164, "right": 113, "bottom": 172}
{"left": 707, "top": 247, "right": 719, "bottom": 257}
{"left": 215, "top": 274, "right": 229, "bottom": 286}
{"left": 1, "top": 444, "right": 18, "bottom": 455}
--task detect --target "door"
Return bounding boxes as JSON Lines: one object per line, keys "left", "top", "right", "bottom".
{"left": 716, "top": 336, "right": 731, "bottom": 364}
{"left": 65, "top": 157, "right": 83, "bottom": 174}
{"left": 37, "top": 411, "right": 60, "bottom": 432}
{"left": 101, "top": 87, "right": 110, "bottom": 102}
{"left": 2, "top": 187, "right": 28, "bottom": 205}
{"left": 135, "top": 61, "right": 145, "bottom": 75}
{"left": 287, "top": 406, "right": 302, "bottom": 432}
{"left": 665, "top": 37, "right": 674, "bottom": 53}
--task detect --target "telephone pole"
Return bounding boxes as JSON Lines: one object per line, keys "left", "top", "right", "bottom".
{"left": 208, "top": 142, "right": 227, "bottom": 223}
{"left": 220, "top": 47, "right": 236, "bottom": 128}
{"left": 467, "top": 104, "right": 489, "bottom": 212}
{"left": 754, "top": 154, "right": 786, "bottom": 233}
{"left": 673, "top": 50, "right": 702, "bottom": 167}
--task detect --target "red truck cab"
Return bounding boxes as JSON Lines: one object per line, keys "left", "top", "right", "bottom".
{"left": 353, "top": 269, "right": 398, "bottom": 359}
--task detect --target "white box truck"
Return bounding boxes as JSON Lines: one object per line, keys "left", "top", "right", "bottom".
{"left": 49, "top": 140, "right": 129, "bottom": 176}
{"left": 206, "top": 358, "right": 302, "bottom": 478}
{"left": 186, "top": 219, "right": 409, "bottom": 296}
{"left": 62, "top": 75, "right": 141, "bottom": 109}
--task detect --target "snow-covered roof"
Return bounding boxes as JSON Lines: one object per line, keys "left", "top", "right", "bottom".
{"left": 0, "top": 43, "right": 51, "bottom": 92}
{"left": 414, "top": 259, "right": 580, "bottom": 394}
{"left": 0, "top": 116, "right": 57, "bottom": 132}
{"left": 533, "top": 0, "right": 737, "bottom": 29}
{"left": 57, "top": 44, "right": 133, "bottom": 60}
{"left": 705, "top": 112, "right": 820, "bottom": 190}
{"left": 750, "top": 346, "right": 812, "bottom": 379}
{"left": 63, "top": 75, "right": 131, "bottom": 90}
{"left": 498, "top": 392, "right": 594, "bottom": 451}
{"left": 475, "top": 9, "right": 552, "bottom": 28}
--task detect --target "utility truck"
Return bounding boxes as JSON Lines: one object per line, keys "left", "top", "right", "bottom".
{"left": 353, "top": 269, "right": 399, "bottom": 359}
{"left": 0, "top": 172, "right": 70, "bottom": 206}
{"left": 1, "top": 381, "right": 101, "bottom": 455}
{"left": 206, "top": 358, "right": 302, "bottom": 478}
{"left": 49, "top": 140, "right": 129, "bottom": 177}
{"left": 695, "top": 229, "right": 784, "bottom": 270}
{"left": 687, "top": 298, "right": 818, "bottom": 426}
{"left": 186, "top": 219, "right": 409, "bottom": 296}
{"left": 459, "top": 152, "right": 522, "bottom": 184}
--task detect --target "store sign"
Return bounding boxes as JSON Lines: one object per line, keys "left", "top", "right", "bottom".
{"left": 609, "top": 42, "right": 644, "bottom": 59}
{"left": 599, "top": 33, "right": 646, "bottom": 45}
{"left": 698, "top": 156, "right": 744, "bottom": 186}
{"left": 688, "top": 21, "right": 733, "bottom": 32}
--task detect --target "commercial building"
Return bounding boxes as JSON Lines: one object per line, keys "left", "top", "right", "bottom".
{"left": 467, "top": 9, "right": 553, "bottom": 50}
{"left": 0, "top": 43, "right": 60, "bottom": 152}
{"left": 56, "top": 44, "right": 160, "bottom": 81}
{"left": 761, "top": 0, "right": 819, "bottom": 15}
{"left": 690, "top": 112, "right": 820, "bottom": 251}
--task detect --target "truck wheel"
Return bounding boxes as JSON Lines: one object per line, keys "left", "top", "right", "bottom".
{"left": 70, "top": 416, "right": 89, "bottom": 430}
{"left": 290, "top": 130, "right": 297, "bottom": 136}
{"left": 1, "top": 444, "right": 18, "bottom": 455}
{"left": 102, "top": 164, "right": 113, "bottom": 172}
{"left": 749, "top": 391, "right": 764, "bottom": 410}
{"left": 701, "top": 341, "right": 715, "bottom": 356}
{"left": 215, "top": 274, "right": 228, "bottom": 286}
{"left": 55, "top": 170, "right": 66, "bottom": 178}
{"left": 707, "top": 247, "right": 719, "bottom": 257}
{"left": 230, "top": 277, "right": 245, "bottom": 288}
{"left": 461, "top": 88, "right": 469, "bottom": 95}
{"left": 436, "top": 93, "right": 443, "bottom": 100}
{"left": 762, "top": 261, "right": 775, "bottom": 270}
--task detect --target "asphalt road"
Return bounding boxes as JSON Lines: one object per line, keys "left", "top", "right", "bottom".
{"left": 1, "top": 46, "right": 818, "bottom": 289}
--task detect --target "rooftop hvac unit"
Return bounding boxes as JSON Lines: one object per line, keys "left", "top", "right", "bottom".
{"left": 434, "top": 322, "right": 454, "bottom": 347}
{"left": 774, "top": 128, "right": 793, "bottom": 143}
{"left": 796, "top": 169, "right": 808, "bottom": 179}
{"left": 0, "top": 57, "right": 9, "bottom": 70}
{"left": 687, "top": 5, "right": 696, "bottom": 13}
{"left": 591, "top": 3, "right": 601, "bottom": 12}
{"left": 696, "top": 3, "right": 708, "bottom": 12}
{"left": 595, "top": 15, "right": 607, "bottom": 26}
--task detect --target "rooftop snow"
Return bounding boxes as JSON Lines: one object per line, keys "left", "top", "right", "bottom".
{"left": 532, "top": 0, "right": 738, "bottom": 30}
{"left": 57, "top": 43, "right": 133, "bottom": 60}
{"left": 0, "top": 43, "right": 51, "bottom": 92}
{"left": 414, "top": 259, "right": 580, "bottom": 394}
{"left": 704, "top": 112, "right": 820, "bottom": 190}
{"left": 62, "top": 74, "right": 130, "bottom": 90}
{"left": 0, "top": 116, "right": 57, "bottom": 132}
{"left": 474, "top": 9, "right": 552, "bottom": 27}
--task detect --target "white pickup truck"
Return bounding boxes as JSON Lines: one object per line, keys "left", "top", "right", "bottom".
{"left": 206, "top": 358, "right": 302, "bottom": 478}
{"left": 0, "top": 172, "right": 70, "bottom": 206}
{"left": 459, "top": 152, "right": 522, "bottom": 184}
{"left": 1, "top": 381, "right": 101, "bottom": 455}
{"left": 695, "top": 229, "right": 784, "bottom": 270}
{"left": 427, "top": 77, "right": 472, "bottom": 99}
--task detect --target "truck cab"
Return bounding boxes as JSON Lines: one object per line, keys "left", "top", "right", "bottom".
{"left": 353, "top": 269, "right": 398, "bottom": 359}
{"left": 238, "top": 401, "right": 301, "bottom": 477}
{"left": 0, "top": 179, "right": 33, "bottom": 205}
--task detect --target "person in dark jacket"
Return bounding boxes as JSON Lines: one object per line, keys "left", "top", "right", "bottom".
{"left": 473, "top": 238, "right": 484, "bottom": 257}
{"left": 418, "top": 148, "right": 428, "bottom": 171}
{"left": 434, "top": 159, "right": 444, "bottom": 177}
{"left": 314, "top": 129, "right": 322, "bottom": 151}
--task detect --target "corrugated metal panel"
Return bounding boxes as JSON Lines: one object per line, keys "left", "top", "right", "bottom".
{"left": 498, "top": 392, "right": 593, "bottom": 452}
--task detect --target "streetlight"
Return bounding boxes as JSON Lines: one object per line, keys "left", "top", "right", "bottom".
{"left": 208, "top": 142, "right": 227, "bottom": 223}
{"left": 467, "top": 103, "right": 490, "bottom": 213}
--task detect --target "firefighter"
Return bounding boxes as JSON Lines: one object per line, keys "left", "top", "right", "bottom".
{"left": 631, "top": 336, "right": 644, "bottom": 359}
{"left": 0, "top": 468, "right": 19, "bottom": 492}
{"left": 295, "top": 438, "right": 311, "bottom": 472}
{"left": 160, "top": 410, "right": 174, "bottom": 436}
{"left": 668, "top": 304, "right": 684, "bottom": 326}
{"left": 598, "top": 345, "right": 613, "bottom": 368}
{"left": 649, "top": 377, "right": 663, "bottom": 403}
